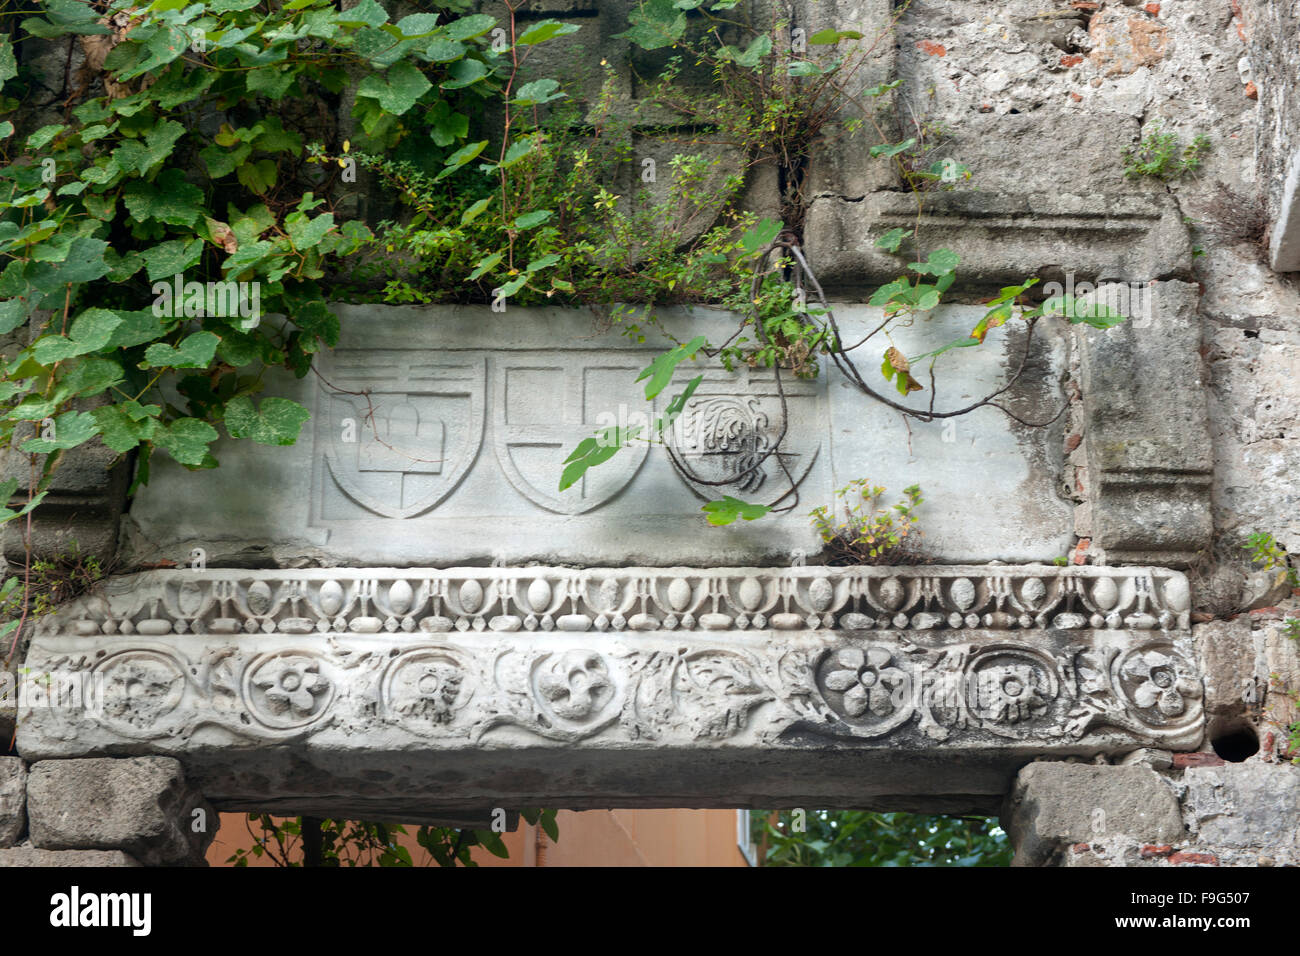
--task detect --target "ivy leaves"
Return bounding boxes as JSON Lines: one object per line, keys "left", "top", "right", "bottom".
{"left": 0, "top": 0, "right": 438, "bottom": 499}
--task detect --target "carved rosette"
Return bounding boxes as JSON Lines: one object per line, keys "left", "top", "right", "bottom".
{"left": 381, "top": 646, "right": 473, "bottom": 735}
{"left": 816, "top": 646, "right": 915, "bottom": 736}
{"left": 244, "top": 652, "right": 333, "bottom": 730}
{"left": 93, "top": 649, "right": 186, "bottom": 735}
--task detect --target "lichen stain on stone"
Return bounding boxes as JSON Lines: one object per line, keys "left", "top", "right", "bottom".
{"left": 1089, "top": 8, "right": 1171, "bottom": 77}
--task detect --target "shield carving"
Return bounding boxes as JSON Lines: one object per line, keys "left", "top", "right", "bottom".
{"left": 318, "top": 353, "right": 485, "bottom": 519}
{"left": 665, "top": 366, "right": 822, "bottom": 505}
{"left": 493, "top": 355, "right": 651, "bottom": 514}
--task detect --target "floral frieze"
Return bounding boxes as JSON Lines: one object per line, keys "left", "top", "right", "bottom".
{"left": 16, "top": 566, "right": 1203, "bottom": 760}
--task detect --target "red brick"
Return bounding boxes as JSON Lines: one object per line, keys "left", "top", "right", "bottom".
{"left": 1071, "top": 843, "right": 1090, "bottom": 853}
{"left": 1141, "top": 844, "right": 1174, "bottom": 858}
{"left": 1144, "top": 3, "right": 1160, "bottom": 14}
{"left": 1168, "top": 851, "right": 1218, "bottom": 866}
{"left": 1191, "top": 612, "right": 1215, "bottom": 624}
{"left": 1065, "top": 433, "right": 1082, "bottom": 452}
{"left": 1069, "top": 92, "right": 1083, "bottom": 102}
{"left": 1060, "top": 54, "right": 1084, "bottom": 68}
{"left": 1072, "top": 538, "right": 1091, "bottom": 566}
{"left": 1172, "top": 752, "right": 1224, "bottom": 769}
{"left": 1245, "top": 81, "right": 1258, "bottom": 100}
{"left": 916, "top": 40, "right": 946, "bottom": 57}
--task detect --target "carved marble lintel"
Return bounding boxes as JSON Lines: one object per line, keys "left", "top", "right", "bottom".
{"left": 15, "top": 566, "right": 1202, "bottom": 765}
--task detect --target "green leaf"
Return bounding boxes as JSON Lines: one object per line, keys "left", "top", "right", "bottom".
{"left": 614, "top": 0, "right": 684, "bottom": 51}
{"left": 111, "top": 120, "right": 185, "bottom": 176}
{"left": 1042, "top": 295, "right": 1129, "bottom": 328}
{"left": 718, "top": 35, "right": 771, "bottom": 69}
{"left": 460, "top": 197, "right": 492, "bottom": 225}
{"left": 24, "top": 237, "right": 111, "bottom": 297}
{"left": 26, "top": 124, "right": 65, "bottom": 150}
{"left": 874, "top": 227, "right": 909, "bottom": 253}
{"left": 701, "top": 496, "right": 772, "bottom": 526}
{"left": 357, "top": 61, "right": 432, "bottom": 115}
{"left": 512, "top": 78, "right": 566, "bottom": 106}
{"left": 513, "top": 210, "right": 553, "bottom": 230}
{"left": 738, "top": 218, "right": 782, "bottom": 257}
{"left": 141, "top": 238, "right": 204, "bottom": 282}
{"left": 908, "top": 248, "right": 960, "bottom": 276}
{"left": 121, "top": 169, "right": 204, "bottom": 227}
{"left": 0, "top": 36, "right": 16, "bottom": 86}
{"left": 467, "top": 252, "right": 503, "bottom": 281}
{"left": 200, "top": 142, "right": 252, "bottom": 179}
{"left": 236, "top": 159, "right": 278, "bottom": 195}
{"left": 440, "top": 58, "right": 489, "bottom": 90}
{"left": 104, "top": 309, "right": 169, "bottom": 349}
{"left": 525, "top": 253, "right": 560, "bottom": 272}
{"left": 636, "top": 335, "right": 707, "bottom": 399}
{"left": 539, "top": 809, "right": 559, "bottom": 843}
{"left": 434, "top": 140, "right": 488, "bottom": 181}
{"left": 869, "top": 137, "right": 916, "bottom": 158}
{"left": 426, "top": 37, "right": 468, "bottom": 63}
{"left": 19, "top": 410, "right": 99, "bottom": 453}
{"left": 91, "top": 401, "right": 161, "bottom": 453}
{"left": 445, "top": 14, "right": 496, "bottom": 41}
{"left": 558, "top": 424, "right": 643, "bottom": 491}
{"left": 808, "top": 28, "right": 863, "bottom": 44}
{"left": 335, "top": 0, "right": 388, "bottom": 28}
{"left": 286, "top": 211, "right": 335, "bottom": 250}
{"left": 155, "top": 417, "right": 218, "bottom": 467}
{"left": 61, "top": 356, "right": 124, "bottom": 397}
{"left": 427, "top": 101, "right": 469, "bottom": 145}
{"left": 246, "top": 65, "right": 295, "bottom": 100}
{"left": 517, "top": 19, "right": 581, "bottom": 46}
{"left": 473, "top": 829, "right": 510, "bottom": 859}
{"left": 654, "top": 374, "right": 702, "bottom": 432}
{"left": 139, "top": 331, "right": 221, "bottom": 369}
{"left": 29, "top": 308, "right": 123, "bottom": 364}
{"left": 862, "top": 79, "right": 903, "bottom": 97}
{"left": 0, "top": 298, "right": 30, "bottom": 335}
{"left": 224, "top": 396, "right": 311, "bottom": 446}
{"left": 499, "top": 136, "right": 537, "bottom": 169}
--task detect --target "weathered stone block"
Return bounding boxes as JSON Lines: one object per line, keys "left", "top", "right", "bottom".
{"left": 0, "top": 847, "right": 140, "bottom": 867}
{"left": 1078, "top": 280, "right": 1213, "bottom": 566}
{"left": 0, "top": 439, "right": 130, "bottom": 566}
{"left": 26, "top": 757, "right": 215, "bottom": 866}
{"left": 1268, "top": 150, "right": 1300, "bottom": 272}
{"left": 1002, "top": 762, "right": 1186, "bottom": 866}
{"left": 1183, "top": 762, "right": 1300, "bottom": 849}
{"left": 1194, "top": 618, "right": 1257, "bottom": 717}
{"left": 803, "top": 191, "right": 1192, "bottom": 295}
{"left": 0, "top": 758, "right": 24, "bottom": 847}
